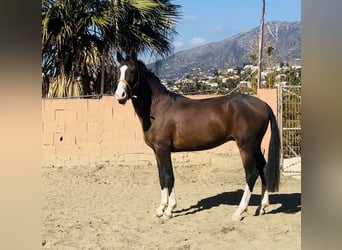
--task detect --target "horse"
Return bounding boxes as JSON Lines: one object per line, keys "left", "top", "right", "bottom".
{"left": 114, "top": 52, "right": 280, "bottom": 221}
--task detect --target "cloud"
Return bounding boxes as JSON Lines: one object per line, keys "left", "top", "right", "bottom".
{"left": 190, "top": 37, "right": 206, "bottom": 46}
{"left": 172, "top": 41, "right": 184, "bottom": 51}
{"left": 208, "top": 26, "right": 225, "bottom": 33}
{"left": 184, "top": 14, "right": 199, "bottom": 22}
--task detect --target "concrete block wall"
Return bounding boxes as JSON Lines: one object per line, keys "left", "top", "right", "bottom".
{"left": 257, "top": 89, "right": 278, "bottom": 158}
{"left": 42, "top": 91, "right": 277, "bottom": 165}
{"left": 42, "top": 97, "right": 150, "bottom": 164}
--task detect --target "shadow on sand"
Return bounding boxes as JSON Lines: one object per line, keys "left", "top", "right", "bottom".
{"left": 173, "top": 189, "right": 301, "bottom": 217}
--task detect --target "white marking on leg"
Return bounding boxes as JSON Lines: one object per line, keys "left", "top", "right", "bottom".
{"left": 164, "top": 187, "right": 177, "bottom": 218}
{"left": 115, "top": 65, "right": 128, "bottom": 100}
{"left": 232, "top": 184, "right": 252, "bottom": 221}
{"left": 156, "top": 188, "right": 168, "bottom": 217}
{"left": 259, "top": 185, "right": 269, "bottom": 215}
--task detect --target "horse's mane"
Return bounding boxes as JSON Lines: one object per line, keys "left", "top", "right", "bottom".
{"left": 137, "top": 60, "right": 159, "bottom": 81}
{"left": 137, "top": 60, "right": 178, "bottom": 98}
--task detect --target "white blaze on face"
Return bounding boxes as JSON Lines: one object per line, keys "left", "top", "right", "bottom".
{"left": 115, "top": 65, "right": 128, "bottom": 100}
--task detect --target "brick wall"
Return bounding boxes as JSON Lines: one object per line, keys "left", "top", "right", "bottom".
{"left": 42, "top": 91, "right": 277, "bottom": 165}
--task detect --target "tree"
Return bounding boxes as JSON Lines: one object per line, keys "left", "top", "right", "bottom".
{"left": 266, "top": 46, "right": 274, "bottom": 56}
{"left": 112, "top": 0, "right": 180, "bottom": 57}
{"left": 42, "top": 0, "right": 180, "bottom": 97}
{"left": 42, "top": 0, "right": 110, "bottom": 97}
{"left": 249, "top": 54, "right": 258, "bottom": 65}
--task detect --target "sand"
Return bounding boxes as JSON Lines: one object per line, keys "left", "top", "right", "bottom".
{"left": 42, "top": 152, "right": 301, "bottom": 249}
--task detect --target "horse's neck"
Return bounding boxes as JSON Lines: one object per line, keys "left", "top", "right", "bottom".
{"left": 138, "top": 70, "right": 166, "bottom": 98}
{"left": 132, "top": 95, "right": 151, "bottom": 131}
{"left": 131, "top": 74, "right": 168, "bottom": 129}
{"left": 145, "top": 74, "right": 165, "bottom": 96}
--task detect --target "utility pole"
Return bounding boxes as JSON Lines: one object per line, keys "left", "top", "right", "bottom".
{"left": 100, "top": 47, "right": 105, "bottom": 97}
{"left": 257, "top": 0, "right": 265, "bottom": 90}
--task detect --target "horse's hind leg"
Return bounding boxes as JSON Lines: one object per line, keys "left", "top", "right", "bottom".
{"left": 232, "top": 147, "right": 259, "bottom": 221}
{"left": 155, "top": 149, "right": 177, "bottom": 218}
{"left": 255, "top": 149, "right": 269, "bottom": 216}
{"left": 257, "top": 185, "right": 269, "bottom": 216}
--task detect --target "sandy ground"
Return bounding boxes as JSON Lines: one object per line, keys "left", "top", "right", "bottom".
{"left": 42, "top": 152, "right": 301, "bottom": 249}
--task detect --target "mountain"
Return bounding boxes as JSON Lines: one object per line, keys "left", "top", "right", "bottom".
{"left": 148, "top": 21, "right": 301, "bottom": 81}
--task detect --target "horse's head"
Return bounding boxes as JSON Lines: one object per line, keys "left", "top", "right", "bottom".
{"left": 115, "top": 52, "right": 139, "bottom": 105}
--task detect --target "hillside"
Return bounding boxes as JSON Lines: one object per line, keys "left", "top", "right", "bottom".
{"left": 149, "top": 21, "right": 301, "bottom": 80}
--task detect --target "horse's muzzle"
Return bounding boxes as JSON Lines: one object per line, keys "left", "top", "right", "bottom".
{"left": 115, "top": 80, "right": 130, "bottom": 104}
{"left": 118, "top": 98, "right": 127, "bottom": 105}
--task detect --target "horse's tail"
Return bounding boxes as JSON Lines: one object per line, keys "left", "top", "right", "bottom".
{"left": 265, "top": 104, "right": 281, "bottom": 192}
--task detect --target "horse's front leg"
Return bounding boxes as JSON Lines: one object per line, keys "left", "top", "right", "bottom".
{"left": 164, "top": 187, "right": 176, "bottom": 217}
{"left": 156, "top": 188, "right": 168, "bottom": 217}
{"left": 155, "top": 149, "right": 176, "bottom": 218}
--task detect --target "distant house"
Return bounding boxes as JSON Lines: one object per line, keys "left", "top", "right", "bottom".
{"left": 276, "top": 74, "right": 287, "bottom": 81}
{"left": 227, "top": 68, "right": 237, "bottom": 74}
{"left": 261, "top": 71, "right": 268, "bottom": 79}
{"left": 243, "top": 65, "right": 258, "bottom": 72}
{"left": 221, "top": 77, "right": 228, "bottom": 83}
{"left": 207, "top": 82, "right": 218, "bottom": 87}
{"left": 240, "top": 81, "right": 252, "bottom": 88}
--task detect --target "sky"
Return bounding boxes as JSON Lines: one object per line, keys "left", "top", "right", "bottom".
{"left": 144, "top": 0, "right": 301, "bottom": 63}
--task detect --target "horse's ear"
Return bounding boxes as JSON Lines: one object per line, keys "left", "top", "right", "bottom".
{"left": 117, "top": 52, "right": 124, "bottom": 63}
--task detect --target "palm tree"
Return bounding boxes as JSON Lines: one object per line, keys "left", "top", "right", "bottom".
{"left": 110, "top": 0, "right": 179, "bottom": 56}
{"left": 42, "top": 0, "right": 180, "bottom": 97}
{"left": 42, "top": 0, "right": 111, "bottom": 97}
{"left": 100, "top": 0, "right": 180, "bottom": 95}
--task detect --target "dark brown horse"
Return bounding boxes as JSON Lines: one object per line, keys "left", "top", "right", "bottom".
{"left": 114, "top": 53, "right": 280, "bottom": 221}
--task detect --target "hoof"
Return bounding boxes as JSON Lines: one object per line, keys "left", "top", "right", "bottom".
{"left": 256, "top": 204, "right": 268, "bottom": 216}
{"left": 164, "top": 204, "right": 176, "bottom": 219}
{"left": 258, "top": 208, "right": 266, "bottom": 216}
{"left": 155, "top": 210, "right": 173, "bottom": 218}
{"left": 164, "top": 211, "right": 173, "bottom": 218}
{"left": 231, "top": 213, "right": 243, "bottom": 221}
{"left": 156, "top": 209, "right": 164, "bottom": 217}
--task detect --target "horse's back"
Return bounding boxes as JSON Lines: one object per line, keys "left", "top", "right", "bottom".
{"left": 176, "top": 94, "right": 268, "bottom": 120}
